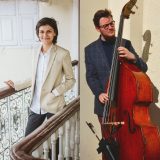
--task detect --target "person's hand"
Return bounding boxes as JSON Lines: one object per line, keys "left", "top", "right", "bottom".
{"left": 99, "top": 93, "right": 109, "bottom": 103}
{"left": 4, "top": 80, "right": 15, "bottom": 88}
{"left": 118, "top": 46, "right": 136, "bottom": 62}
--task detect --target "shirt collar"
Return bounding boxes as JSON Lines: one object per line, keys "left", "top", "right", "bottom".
{"left": 40, "top": 44, "right": 53, "bottom": 56}
{"left": 100, "top": 35, "right": 116, "bottom": 44}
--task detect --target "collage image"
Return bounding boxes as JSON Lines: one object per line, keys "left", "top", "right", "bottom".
{"left": 0, "top": 0, "right": 160, "bottom": 160}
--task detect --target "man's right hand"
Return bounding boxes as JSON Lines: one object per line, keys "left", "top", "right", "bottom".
{"left": 4, "top": 80, "right": 15, "bottom": 88}
{"left": 99, "top": 93, "right": 109, "bottom": 103}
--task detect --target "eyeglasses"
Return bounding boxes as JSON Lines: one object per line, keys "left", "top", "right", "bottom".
{"left": 99, "top": 20, "right": 115, "bottom": 29}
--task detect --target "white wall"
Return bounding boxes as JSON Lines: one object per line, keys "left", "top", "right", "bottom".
{"left": 142, "top": 1, "right": 160, "bottom": 125}
{"left": 0, "top": 47, "right": 32, "bottom": 88}
{"left": 80, "top": 1, "right": 108, "bottom": 159}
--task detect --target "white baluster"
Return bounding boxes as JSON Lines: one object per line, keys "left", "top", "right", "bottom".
{"left": 43, "top": 140, "right": 49, "bottom": 160}
{"left": 70, "top": 116, "right": 76, "bottom": 159}
{"left": 32, "top": 149, "right": 40, "bottom": 158}
{"left": 51, "top": 133, "right": 57, "bottom": 160}
{"left": 58, "top": 126, "right": 64, "bottom": 160}
{"left": 65, "top": 120, "right": 71, "bottom": 160}
{"left": 74, "top": 112, "right": 80, "bottom": 160}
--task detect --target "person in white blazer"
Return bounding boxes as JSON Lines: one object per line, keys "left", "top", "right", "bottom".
{"left": 5, "top": 17, "right": 75, "bottom": 136}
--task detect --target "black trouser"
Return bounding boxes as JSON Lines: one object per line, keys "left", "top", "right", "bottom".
{"left": 25, "top": 111, "right": 59, "bottom": 159}
{"left": 25, "top": 110, "right": 54, "bottom": 136}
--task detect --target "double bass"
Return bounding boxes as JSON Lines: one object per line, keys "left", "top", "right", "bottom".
{"left": 102, "top": 0, "right": 160, "bottom": 159}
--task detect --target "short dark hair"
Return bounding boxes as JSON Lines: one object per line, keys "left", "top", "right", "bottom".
{"left": 93, "top": 9, "right": 113, "bottom": 27}
{"left": 36, "top": 17, "right": 58, "bottom": 44}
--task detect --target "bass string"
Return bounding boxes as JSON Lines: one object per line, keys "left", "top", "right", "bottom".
{"left": 102, "top": 15, "right": 125, "bottom": 125}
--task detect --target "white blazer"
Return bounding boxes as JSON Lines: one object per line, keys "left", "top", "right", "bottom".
{"left": 15, "top": 44, "right": 75, "bottom": 114}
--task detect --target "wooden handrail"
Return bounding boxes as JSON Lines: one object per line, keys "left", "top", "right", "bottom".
{"left": 0, "top": 60, "right": 78, "bottom": 100}
{"left": 0, "top": 87, "right": 15, "bottom": 100}
{"left": 10, "top": 96, "right": 80, "bottom": 160}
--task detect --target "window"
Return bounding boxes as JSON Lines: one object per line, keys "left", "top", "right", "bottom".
{"left": 0, "top": 0, "right": 39, "bottom": 46}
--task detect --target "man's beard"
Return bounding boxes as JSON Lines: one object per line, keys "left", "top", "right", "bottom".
{"left": 101, "top": 33, "right": 115, "bottom": 41}
{"left": 101, "top": 30, "right": 115, "bottom": 41}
